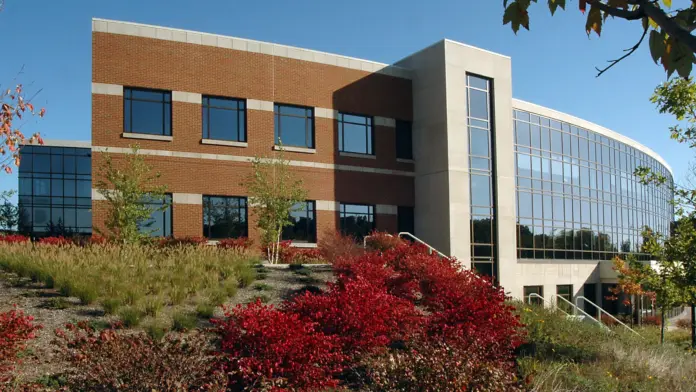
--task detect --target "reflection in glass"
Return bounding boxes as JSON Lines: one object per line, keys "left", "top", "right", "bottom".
{"left": 203, "top": 196, "right": 248, "bottom": 239}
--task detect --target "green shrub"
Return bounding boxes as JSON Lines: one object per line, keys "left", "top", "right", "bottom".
{"left": 144, "top": 320, "right": 169, "bottom": 341}
{"left": 236, "top": 264, "right": 256, "bottom": 287}
{"left": 253, "top": 283, "right": 273, "bottom": 291}
{"left": 196, "top": 303, "right": 215, "bottom": 319}
{"left": 118, "top": 306, "right": 144, "bottom": 327}
{"left": 44, "top": 297, "right": 73, "bottom": 310}
{"left": 172, "top": 311, "right": 197, "bottom": 332}
{"left": 102, "top": 298, "right": 121, "bottom": 315}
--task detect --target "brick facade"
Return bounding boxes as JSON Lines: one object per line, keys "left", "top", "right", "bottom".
{"left": 92, "top": 30, "right": 415, "bottom": 243}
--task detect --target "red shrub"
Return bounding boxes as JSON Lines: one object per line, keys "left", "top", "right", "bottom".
{"left": 37, "top": 236, "right": 73, "bottom": 246}
{"left": 318, "top": 230, "right": 364, "bottom": 262}
{"left": 287, "top": 278, "right": 424, "bottom": 355}
{"left": 0, "top": 307, "right": 41, "bottom": 382}
{"left": 88, "top": 235, "right": 108, "bottom": 246}
{"left": 159, "top": 236, "right": 207, "bottom": 247}
{"left": 217, "top": 237, "right": 253, "bottom": 251}
{"left": 676, "top": 318, "right": 692, "bottom": 330}
{"left": 600, "top": 314, "right": 619, "bottom": 327}
{"left": 364, "top": 231, "right": 405, "bottom": 252}
{"left": 0, "top": 234, "right": 29, "bottom": 244}
{"left": 55, "top": 321, "right": 224, "bottom": 391}
{"left": 213, "top": 301, "right": 346, "bottom": 391}
{"left": 642, "top": 315, "right": 662, "bottom": 326}
{"left": 266, "top": 240, "right": 325, "bottom": 264}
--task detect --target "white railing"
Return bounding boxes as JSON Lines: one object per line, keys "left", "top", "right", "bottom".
{"left": 576, "top": 295, "right": 641, "bottom": 336}
{"left": 527, "top": 293, "right": 569, "bottom": 316}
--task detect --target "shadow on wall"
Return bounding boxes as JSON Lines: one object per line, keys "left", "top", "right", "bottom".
{"left": 331, "top": 66, "right": 414, "bottom": 238}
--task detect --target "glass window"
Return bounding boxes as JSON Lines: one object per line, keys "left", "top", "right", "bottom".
{"left": 471, "top": 175, "right": 491, "bottom": 206}
{"left": 124, "top": 88, "right": 172, "bottom": 136}
{"left": 397, "top": 206, "right": 415, "bottom": 234}
{"left": 556, "top": 284, "right": 573, "bottom": 312}
{"left": 274, "top": 104, "right": 314, "bottom": 148}
{"left": 203, "top": 196, "right": 248, "bottom": 239}
{"left": 470, "top": 128, "right": 490, "bottom": 157}
{"left": 524, "top": 285, "right": 544, "bottom": 306}
{"left": 338, "top": 113, "right": 373, "bottom": 155}
{"left": 395, "top": 120, "right": 413, "bottom": 160}
{"left": 138, "top": 194, "right": 172, "bottom": 237}
{"left": 339, "top": 203, "right": 375, "bottom": 239}
{"left": 282, "top": 201, "right": 316, "bottom": 243}
{"left": 202, "top": 96, "right": 246, "bottom": 142}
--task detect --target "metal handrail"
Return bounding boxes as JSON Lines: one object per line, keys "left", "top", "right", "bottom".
{"left": 575, "top": 295, "right": 641, "bottom": 336}
{"left": 528, "top": 293, "right": 569, "bottom": 316}
{"left": 397, "top": 232, "right": 449, "bottom": 258}
{"left": 552, "top": 294, "right": 610, "bottom": 330}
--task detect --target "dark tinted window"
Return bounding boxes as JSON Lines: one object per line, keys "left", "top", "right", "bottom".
{"left": 524, "top": 285, "right": 544, "bottom": 306}
{"left": 338, "top": 113, "right": 373, "bottom": 155}
{"left": 396, "top": 120, "right": 413, "bottom": 160}
{"left": 18, "top": 145, "right": 92, "bottom": 235}
{"left": 124, "top": 88, "right": 172, "bottom": 136}
{"left": 397, "top": 206, "right": 415, "bottom": 234}
{"left": 138, "top": 194, "right": 172, "bottom": 237}
{"left": 203, "top": 196, "right": 248, "bottom": 239}
{"left": 282, "top": 201, "right": 316, "bottom": 243}
{"left": 202, "top": 96, "right": 246, "bottom": 142}
{"left": 340, "top": 203, "right": 375, "bottom": 239}
{"left": 274, "top": 104, "right": 314, "bottom": 148}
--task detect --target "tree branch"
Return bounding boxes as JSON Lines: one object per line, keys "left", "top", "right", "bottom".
{"left": 587, "top": 0, "right": 645, "bottom": 20}
{"left": 596, "top": 25, "right": 649, "bottom": 77}
{"left": 639, "top": 0, "right": 696, "bottom": 54}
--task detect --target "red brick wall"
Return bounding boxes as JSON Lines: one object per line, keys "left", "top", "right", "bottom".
{"left": 92, "top": 32, "right": 414, "bottom": 240}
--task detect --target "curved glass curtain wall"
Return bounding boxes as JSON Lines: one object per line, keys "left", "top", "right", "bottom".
{"left": 514, "top": 110, "right": 673, "bottom": 261}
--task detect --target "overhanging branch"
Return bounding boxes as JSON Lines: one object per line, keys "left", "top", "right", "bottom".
{"left": 596, "top": 25, "right": 649, "bottom": 77}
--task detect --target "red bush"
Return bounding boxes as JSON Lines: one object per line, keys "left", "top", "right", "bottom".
{"left": 676, "top": 318, "right": 692, "bottom": 330}
{"left": 55, "top": 321, "right": 224, "bottom": 391}
{"left": 364, "top": 231, "right": 405, "bottom": 252}
{"left": 0, "top": 307, "right": 41, "bottom": 382}
{"left": 266, "top": 240, "right": 325, "bottom": 264}
{"left": 213, "top": 301, "right": 346, "bottom": 391}
{"left": 88, "top": 235, "right": 108, "bottom": 245}
{"left": 37, "top": 236, "right": 73, "bottom": 246}
{"left": 318, "top": 230, "right": 363, "bottom": 262}
{"left": 287, "top": 278, "right": 424, "bottom": 355}
{"left": 642, "top": 315, "right": 662, "bottom": 326}
{"left": 0, "top": 234, "right": 29, "bottom": 244}
{"left": 217, "top": 237, "right": 253, "bottom": 251}
{"left": 158, "top": 236, "right": 208, "bottom": 247}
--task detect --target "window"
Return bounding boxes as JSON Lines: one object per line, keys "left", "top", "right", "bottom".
{"left": 396, "top": 120, "right": 413, "bottom": 160}
{"left": 524, "top": 285, "right": 544, "bottom": 306}
{"left": 202, "top": 96, "right": 246, "bottom": 142}
{"left": 282, "top": 201, "right": 316, "bottom": 243}
{"left": 203, "top": 196, "right": 248, "bottom": 239}
{"left": 124, "top": 88, "right": 172, "bottom": 136}
{"left": 397, "top": 206, "right": 415, "bottom": 234}
{"left": 339, "top": 203, "right": 375, "bottom": 239}
{"left": 339, "top": 113, "right": 373, "bottom": 155}
{"left": 556, "top": 284, "right": 573, "bottom": 313}
{"left": 274, "top": 104, "right": 314, "bottom": 148}
{"left": 138, "top": 194, "right": 172, "bottom": 237}
{"left": 18, "top": 146, "right": 92, "bottom": 236}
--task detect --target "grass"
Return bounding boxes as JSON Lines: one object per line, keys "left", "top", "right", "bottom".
{"left": 253, "top": 283, "right": 273, "bottom": 291}
{"left": 0, "top": 242, "right": 258, "bottom": 329}
{"left": 172, "top": 311, "right": 198, "bottom": 331}
{"left": 42, "top": 297, "right": 73, "bottom": 310}
{"left": 517, "top": 303, "right": 696, "bottom": 391}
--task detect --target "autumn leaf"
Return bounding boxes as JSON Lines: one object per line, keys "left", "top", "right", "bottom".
{"left": 548, "top": 0, "right": 566, "bottom": 15}
{"left": 579, "top": 0, "right": 587, "bottom": 14}
{"left": 585, "top": 5, "right": 602, "bottom": 36}
{"left": 649, "top": 30, "right": 666, "bottom": 64}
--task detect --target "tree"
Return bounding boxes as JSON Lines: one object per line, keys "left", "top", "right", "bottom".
{"left": 502, "top": 0, "right": 696, "bottom": 77}
{"left": 95, "top": 145, "right": 168, "bottom": 244}
{"left": 244, "top": 144, "right": 307, "bottom": 264}
{"left": 1, "top": 84, "right": 45, "bottom": 173}
{"left": 0, "top": 190, "right": 17, "bottom": 231}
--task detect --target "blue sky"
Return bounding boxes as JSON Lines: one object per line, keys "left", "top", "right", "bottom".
{"left": 0, "top": 0, "right": 689, "bottom": 197}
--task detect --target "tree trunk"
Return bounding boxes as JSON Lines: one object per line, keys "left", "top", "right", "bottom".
{"left": 691, "top": 303, "right": 696, "bottom": 350}
{"left": 660, "top": 309, "right": 665, "bottom": 345}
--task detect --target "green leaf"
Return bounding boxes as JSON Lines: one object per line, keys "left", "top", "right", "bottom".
{"left": 649, "top": 30, "right": 666, "bottom": 64}
{"left": 503, "top": 2, "right": 531, "bottom": 33}
{"left": 662, "top": 0, "right": 672, "bottom": 8}
{"left": 548, "top": 0, "right": 565, "bottom": 15}
{"left": 585, "top": 5, "right": 602, "bottom": 36}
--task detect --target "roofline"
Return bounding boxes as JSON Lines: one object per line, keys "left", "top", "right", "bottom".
{"left": 91, "top": 18, "right": 412, "bottom": 80}
{"left": 23, "top": 139, "right": 92, "bottom": 149}
{"left": 512, "top": 98, "right": 673, "bottom": 175}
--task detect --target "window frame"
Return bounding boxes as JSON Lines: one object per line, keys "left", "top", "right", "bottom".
{"left": 282, "top": 200, "right": 317, "bottom": 243}
{"left": 202, "top": 195, "right": 249, "bottom": 240}
{"left": 123, "top": 87, "right": 172, "bottom": 136}
{"left": 338, "top": 112, "right": 374, "bottom": 155}
{"left": 339, "top": 203, "right": 376, "bottom": 239}
{"left": 395, "top": 119, "right": 413, "bottom": 160}
{"left": 138, "top": 193, "right": 173, "bottom": 238}
{"left": 202, "top": 96, "right": 247, "bottom": 142}
{"left": 524, "top": 285, "right": 544, "bottom": 306}
{"left": 274, "top": 103, "right": 315, "bottom": 149}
